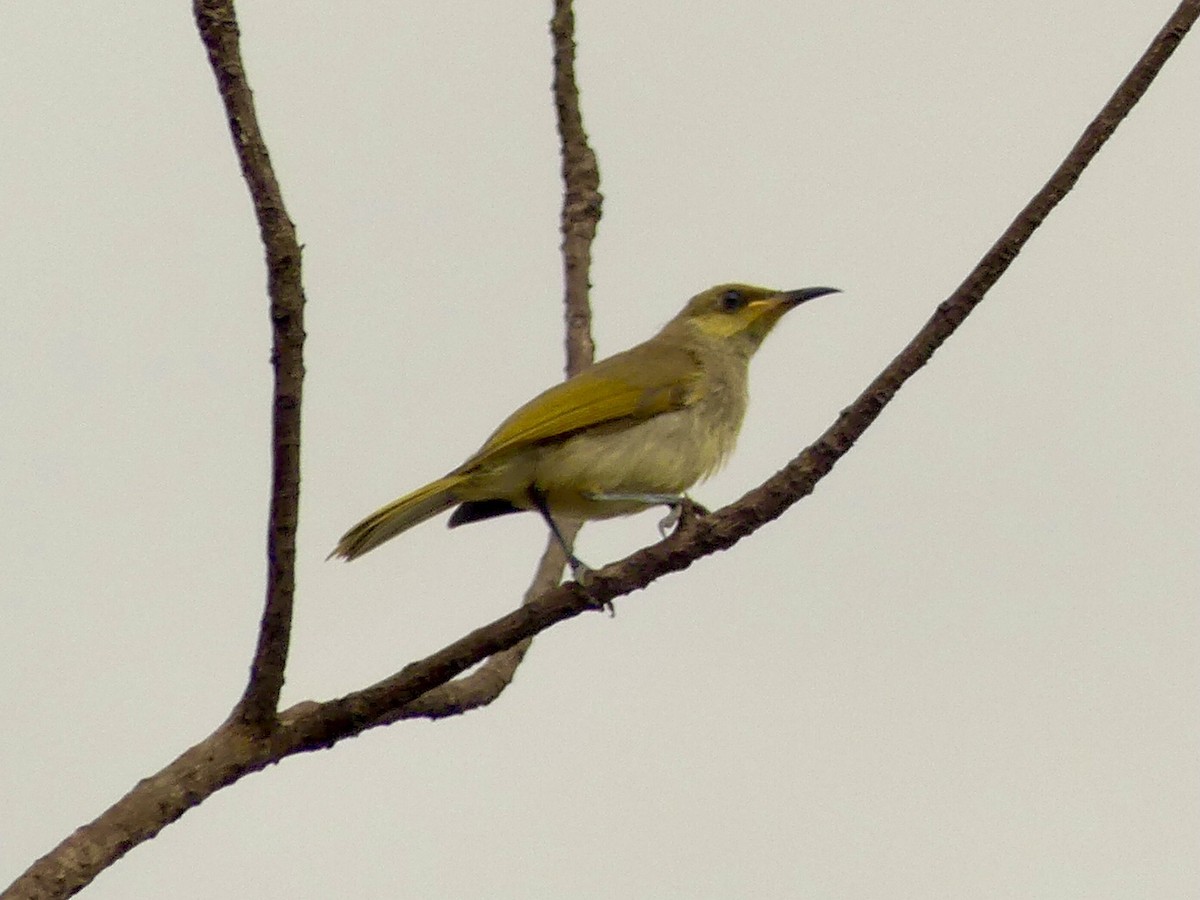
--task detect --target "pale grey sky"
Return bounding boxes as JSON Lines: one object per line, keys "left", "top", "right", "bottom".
{"left": 2, "top": 2, "right": 1198, "bottom": 898}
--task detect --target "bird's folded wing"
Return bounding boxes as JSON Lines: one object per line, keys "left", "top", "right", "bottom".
{"left": 463, "top": 342, "right": 701, "bottom": 466}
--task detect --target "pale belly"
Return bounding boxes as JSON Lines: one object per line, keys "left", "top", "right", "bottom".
{"left": 534, "top": 398, "right": 742, "bottom": 520}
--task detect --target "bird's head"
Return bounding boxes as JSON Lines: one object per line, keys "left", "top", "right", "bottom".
{"left": 669, "top": 283, "right": 840, "bottom": 356}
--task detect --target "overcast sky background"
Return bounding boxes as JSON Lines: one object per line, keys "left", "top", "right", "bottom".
{"left": 2, "top": 2, "right": 1198, "bottom": 898}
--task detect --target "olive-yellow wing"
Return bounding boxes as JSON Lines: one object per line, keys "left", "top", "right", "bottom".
{"left": 459, "top": 340, "right": 702, "bottom": 471}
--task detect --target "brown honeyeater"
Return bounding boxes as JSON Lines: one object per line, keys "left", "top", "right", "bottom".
{"left": 332, "top": 283, "right": 839, "bottom": 576}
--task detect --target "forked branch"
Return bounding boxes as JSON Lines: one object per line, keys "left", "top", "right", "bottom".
{"left": 195, "top": 0, "right": 307, "bottom": 730}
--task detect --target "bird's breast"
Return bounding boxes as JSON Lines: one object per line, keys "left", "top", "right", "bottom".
{"left": 530, "top": 370, "right": 748, "bottom": 519}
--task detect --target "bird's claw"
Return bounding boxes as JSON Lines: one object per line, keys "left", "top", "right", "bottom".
{"left": 658, "top": 496, "right": 710, "bottom": 537}
{"left": 569, "top": 557, "right": 593, "bottom": 585}
{"left": 570, "top": 561, "right": 616, "bottom": 616}
{"left": 657, "top": 505, "right": 681, "bottom": 538}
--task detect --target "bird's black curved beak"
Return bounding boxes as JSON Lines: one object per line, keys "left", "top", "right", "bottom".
{"left": 783, "top": 286, "right": 841, "bottom": 306}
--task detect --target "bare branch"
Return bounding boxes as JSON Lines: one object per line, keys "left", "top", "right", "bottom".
{"left": 194, "top": 0, "right": 307, "bottom": 729}
{"left": 368, "top": 540, "right": 571, "bottom": 723}
{"left": 378, "top": 0, "right": 603, "bottom": 722}
{"left": 552, "top": 0, "right": 602, "bottom": 377}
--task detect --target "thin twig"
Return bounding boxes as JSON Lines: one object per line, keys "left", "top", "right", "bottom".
{"left": 372, "top": 0, "right": 603, "bottom": 723}
{"left": 5, "top": 2, "right": 1195, "bottom": 897}
{"left": 370, "top": 540, "right": 571, "bottom": 723}
{"left": 552, "top": 0, "right": 601, "bottom": 377}
{"left": 194, "top": 0, "right": 307, "bottom": 730}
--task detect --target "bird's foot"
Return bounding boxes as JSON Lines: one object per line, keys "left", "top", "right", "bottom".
{"left": 569, "top": 556, "right": 593, "bottom": 585}
{"left": 658, "top": 496, "right": 710, "bottom": 537}
{"left": 569, "top": 559, "right": 616, "bottom": 616}
{"left": 581, "top": 491, "right": 693, "bottom": 538}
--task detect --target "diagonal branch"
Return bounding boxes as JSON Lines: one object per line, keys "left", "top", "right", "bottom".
{"left": 5, "top": 2, "right": 1195, "bottom": 898}
{"left": 194, "top": 0, "right": 307, "bottom": 729}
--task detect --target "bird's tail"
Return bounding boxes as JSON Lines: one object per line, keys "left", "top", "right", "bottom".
{"left": 330, "top": 475, "right": 463, "bottom": 561}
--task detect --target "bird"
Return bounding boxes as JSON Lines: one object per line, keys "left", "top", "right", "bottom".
{"left": 331, "top": 282, "right": 839, "bottom": 578}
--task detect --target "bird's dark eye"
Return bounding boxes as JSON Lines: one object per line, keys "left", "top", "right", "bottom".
{"left": 720, "top": 289, "right": 746, "bottom": 311}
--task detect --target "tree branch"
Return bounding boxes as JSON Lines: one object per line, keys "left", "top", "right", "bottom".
{"left": 552, "top": 0, "right": 602, "bottom": 378}
{"left": 368, "top": 0, "right": 605, "bottom": 724}
{"left": 194, "top": 0, "right": 307, "bottom": 730}
{"left": 5, "top": 1, "right": 1195, "bottom": 897}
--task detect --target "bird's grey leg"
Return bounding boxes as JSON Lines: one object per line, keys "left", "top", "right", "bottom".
{"left": 584, "top": 492, "right": 704, "bottom": 538}
{"left": 527, "top": 486, "right": 592, "bottom": 583}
